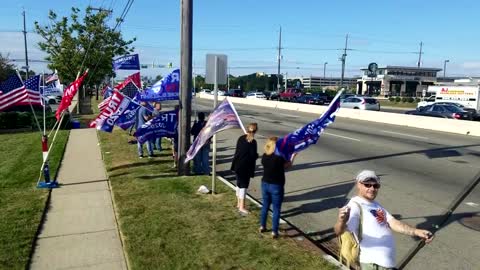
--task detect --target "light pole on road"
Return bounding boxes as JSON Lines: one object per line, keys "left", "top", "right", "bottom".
{"left": 323, "top": 62, "right": 328, "bottom": 88}
{"left": 443, "top": 60, "right": 449, "bottom": 80}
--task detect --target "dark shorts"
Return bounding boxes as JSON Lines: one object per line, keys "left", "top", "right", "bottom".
{"left": 236, "top": 174, "right": 251, "bottom": 189}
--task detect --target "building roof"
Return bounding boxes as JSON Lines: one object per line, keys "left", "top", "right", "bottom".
{"left": 360, "top": 66, "right": 442, "bottom": 72}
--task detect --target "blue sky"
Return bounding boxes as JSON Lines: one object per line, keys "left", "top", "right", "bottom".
{"left": 1, "top": 0, "right": 480, "bottom": 79}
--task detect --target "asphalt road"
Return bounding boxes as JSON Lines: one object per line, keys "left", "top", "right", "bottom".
{"left": 194, "top": 97, "right": 480, "bottom": 270}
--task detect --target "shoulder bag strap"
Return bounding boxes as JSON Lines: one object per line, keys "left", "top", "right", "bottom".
{"left": 351, "top": 201, "right": 363, "bottom": 242}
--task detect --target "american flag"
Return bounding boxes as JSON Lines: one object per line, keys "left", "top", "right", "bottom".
{"left": 0, "top": 73, "right": 41, "bottom": 111}
{"left": 24, "top": 75, "right": 43, "bottom": 106}
{"left": 45, "top": 72, "right": 59, "bottom": 84}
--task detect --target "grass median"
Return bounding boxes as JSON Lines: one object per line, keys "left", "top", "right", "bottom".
{"left": 0, "top": 130, "right": 69, "bottom": 269}
{"left": 100, "top": 129, "right": 336, "bottom": 269}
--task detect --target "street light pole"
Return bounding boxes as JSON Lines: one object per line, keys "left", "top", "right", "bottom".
{"left": 443, "top": 60, "right": 449, "bottom": 80}
{"left": 323, "top": 62, "right": 328, "bottom": 87}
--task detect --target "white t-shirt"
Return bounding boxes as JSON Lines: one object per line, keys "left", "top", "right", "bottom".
{"left": 346, "top": 196, "right": 396, "bottom": 268}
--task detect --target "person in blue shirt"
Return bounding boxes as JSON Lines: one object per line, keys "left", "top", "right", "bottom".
{"left": 136, "top": 101, "right": 154, "bottom": 158}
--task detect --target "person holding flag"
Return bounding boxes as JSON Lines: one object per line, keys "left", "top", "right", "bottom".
{"left": 134, "top": 101, "right": 154, "bottom": 158}
{"left": 230, "top": 123, "right": 259, "bottom": 214}
{"left": 259, "top": 137, "right": 297, "bottom": 238}
{"left": 190, "top": 112, "right": 210, "bottom": 175}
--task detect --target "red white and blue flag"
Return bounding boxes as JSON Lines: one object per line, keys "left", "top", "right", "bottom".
{"left": 185, "top": 98, "right": 245, "bottom": 163}
{"left": 275, "top": 90, "right": 343, "bottom": 160}
{"left": 90, "top": 91, "right": 140, "bottom": 132}
{"left": 0, "top": 73, "right": 42, "bottom": 111}
{"left": 24, "top": 75, "right": 43, "bottom": 106}
{"left": 45, "top": 72, "right": 59, "bottom": 84}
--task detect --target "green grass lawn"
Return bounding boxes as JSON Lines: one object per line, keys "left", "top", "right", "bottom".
{"left": 379, "top": 99, "right": 417, "bottom": 108}
{"left": 99, "top": 129, "right": 336, "bottom": 269}
{"left": 0, "top": 130, "right": 69, "bottom": 269}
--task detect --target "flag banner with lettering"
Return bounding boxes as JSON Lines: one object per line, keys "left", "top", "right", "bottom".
{"left": 134, "top": 109, "right": 178, "bottom": 143}
{"left": 98, "top": 95, "right": 112, "bottom": 111}
{"left": 275, "top": 90, "right": 343, "bottom": 160}
{"left": 90, "top": 91, "right": 140, "bottom": 132}
{"left": 42, "top": 87, "right": 63, "bottom": 97}
{"left": 137, "top": 69, "right": 179, "bottom": 101}
{"left": 112, "top": 54, "right": 140, "bottom": 70}
{"left": 101, "top": 85, "right": 113, "bottom": 99}
{"left": 127, "top": 72, "right": 141, "bottom": 88}
{"left": 56, "top": 71, "right": 88, "bottom": 120}
{"left": 185, "top": 98, "right": 245, "bottom": 163}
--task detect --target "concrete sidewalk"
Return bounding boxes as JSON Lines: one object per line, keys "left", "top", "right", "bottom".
{"left": 30, "top": 129, "right": 127, "bottom": 270}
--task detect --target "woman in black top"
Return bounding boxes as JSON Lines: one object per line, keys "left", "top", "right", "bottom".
{"left": 259, "top": 136, "right": 296, "bottom": 238}
{"left": 230, "top": 123, "right": 258, "bottom": 214}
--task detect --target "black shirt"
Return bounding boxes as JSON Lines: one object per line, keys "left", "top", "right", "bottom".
{"left": 230, "top": 135, "right": 258, "bottom": 177}
{"left": 261, "top": 153, "right": 286, "bottom": 186}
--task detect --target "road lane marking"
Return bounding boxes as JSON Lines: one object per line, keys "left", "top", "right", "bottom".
{"left": 276, "top": 112, "right": 300, "bottom": 118}
{"left": 381, "top": 130, "right": 428, "bottom": 139}
{"left": 466, "top": 202, "right": 479, "bottom": 207}
{"left": 324, "top": 132, "right": 361, "bottom": 142}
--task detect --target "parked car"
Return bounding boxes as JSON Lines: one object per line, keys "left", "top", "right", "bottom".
{"left": 217, "top": 90, "right": 226, "bottom": 96}
{"left": 405, "top": 104, "right": 471, "bottom": 120}
{"left": 245, "top": 92, "right": 267, "bottom": 100}
{"left": 268, "top": 91, "right": 280, "bottom": 100}
{"left": 227, "top": 89, "right": 244, "bottom": 97}
{"left": 295, "top": 95, "right": 314, "bottom": 104}
{"left": 341, "top": 96, "right": 380, "bottom": 111}
{"left": 43, "top": 95, "right": 60, "bottom": 104}
{"left": 279, "top": 88, "right": 303, "bottom": 102}
{"left": 200, "top": 89, "right": 212, "bottom": 95}
{"left": 309, "top": 93, "right": 333, "bottom": 105}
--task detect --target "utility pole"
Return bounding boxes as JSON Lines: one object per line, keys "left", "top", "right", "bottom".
{"left": 178, "top": 0, "right": 193, "bottom": 176}
{"left": 340, "top": 34, "right": 348, "bottom": 89}
{"left": 22, "top": 9, "right": 29, "bottom": 81}
{"left": 277, "top": 26, "right": 282, "bottom": 91}
{"left": 417, "top": 42, "right": 423, "bottom": 68}
{"left": 443, "top": 59, "right": 449, "bottom": 80}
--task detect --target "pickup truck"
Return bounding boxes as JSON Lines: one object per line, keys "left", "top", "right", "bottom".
{"left": 279, "top": 88, "right": 303, "bottom": 102}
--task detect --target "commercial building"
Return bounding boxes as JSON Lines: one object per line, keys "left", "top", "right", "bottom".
{"left": 356, "top": 66, "right": 442, "bottom": 97}
{"left": 302, "top": 76, "right": 359, "bottom": 90}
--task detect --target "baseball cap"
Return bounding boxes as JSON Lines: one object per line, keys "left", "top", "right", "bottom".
{"left": 356, "top": 170, "right": 380, "bottom": 184}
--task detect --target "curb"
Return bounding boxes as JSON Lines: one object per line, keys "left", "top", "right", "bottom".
{"left": 216, "top": 175, "right": 348, "bottom": 270}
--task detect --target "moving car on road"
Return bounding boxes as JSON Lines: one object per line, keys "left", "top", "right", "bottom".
{"left": 341, "top": 96, "right": 380, "bottom": 111}
{"left": 405, "top": 104, "right": 471, "bottom": 120}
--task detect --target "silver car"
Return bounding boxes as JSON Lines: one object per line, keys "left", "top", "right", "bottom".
{"left": 341, "top": 96, "right": 380, "bottom": 111}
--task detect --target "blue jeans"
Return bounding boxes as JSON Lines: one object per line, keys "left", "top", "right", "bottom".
{"left": 137, "top": 140, "right": 153, "bottom": 157}
{"left": 260, "top": 181, "right": 284, "bottom": 235}
{"left": 194, "top": 144, "right": 210, "bottom": 174}
{"left": 154, "top": 137, "right": 163, "bottom": 151}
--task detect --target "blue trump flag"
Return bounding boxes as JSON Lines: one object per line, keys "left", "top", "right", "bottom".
{"left": 91, "top": 91, "right": 140, "bottom": 132}
{"left": 137, "top": 69, "right": 180, "bottom": 101}
{"left": 134, "top": 109, "right": 178, "bottom": 143}
{"left": 112, "top": 54, "right": 140, "bottom": 70}
{"left": 276, "top": 90, "right": 344, "bottom": 160}
{"left": 185, "top": 98, "right": 245, "bottom": 163}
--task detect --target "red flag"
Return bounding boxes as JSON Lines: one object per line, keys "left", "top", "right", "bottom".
{"left": 128, "top": 72, "right": 141, "bottom": 88}
{"left": 55, "top": 71, "right": 88, "bottom": 120}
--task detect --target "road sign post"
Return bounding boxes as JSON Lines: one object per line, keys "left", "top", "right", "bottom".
{"left": 205, "top": 54, "right": 227, "bottom": 194}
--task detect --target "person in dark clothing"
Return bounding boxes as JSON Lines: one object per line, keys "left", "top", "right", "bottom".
{"left": 191, "top": 112, "right": 210, "bottom": 174}
{"left": 230, "top": 123, "right": 258, "bottom": 214}
{"left": 259, "top": 136, "right": 297, "bottom": 238}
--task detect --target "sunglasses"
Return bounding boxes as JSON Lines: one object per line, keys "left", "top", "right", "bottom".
{"left": 362, "top": 183, "right": 381, "bottom": 189}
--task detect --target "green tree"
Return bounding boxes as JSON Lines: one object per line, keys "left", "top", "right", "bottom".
{"left": 35, "top": 7, "right": 135, "bottom": 86}
{"left": 0, "top": 53, "right": 15, "bottom": 81}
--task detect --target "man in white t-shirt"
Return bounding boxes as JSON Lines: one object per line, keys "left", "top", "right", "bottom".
{"left": 334, "top": 170, "right": 434, "bottom": 270}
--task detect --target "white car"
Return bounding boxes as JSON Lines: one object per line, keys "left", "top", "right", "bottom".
{"left": 341, "top": 96, "right": 380, "bottom": 111}
{"left": 200, "top": 89, "right": 212, "bottom": 95}
{"left": 245, "top": 92, "right": 267, "bottom": 100}
{"left": 43, "top": 95, "right": 62, "bottom": 104}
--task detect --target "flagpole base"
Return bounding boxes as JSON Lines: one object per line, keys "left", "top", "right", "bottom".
{"left": 37, "top": 181, "right": 59, "bottom": 189}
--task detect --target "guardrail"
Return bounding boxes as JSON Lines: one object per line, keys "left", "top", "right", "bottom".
{"left": 198, "top": 93, "right": 480, "bottom": 137}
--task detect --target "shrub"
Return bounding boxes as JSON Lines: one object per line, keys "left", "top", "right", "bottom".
{"left": 407, "top": 97, "right": 415, "bottom": 103}
{"left": 0, "top": 111, "right": 71, "bottom": 130}
{"left": 401, "top": 97, "right": 408, "bottom": 103}
{"left": 389, "top": 97, "right": 395, "bottom": 102}
{"left": 395, "top": 96, "right": 401, "bottom": 102}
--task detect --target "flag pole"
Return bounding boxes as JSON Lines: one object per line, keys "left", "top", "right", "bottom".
{"left": 42, "top": 72, "right": 46, "bottom": 135}
{"left": 16, "top": 70, "right": 42, "bottom": 133}
{"left": 212, "top": 56, "right": 218, "bottom": 194}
